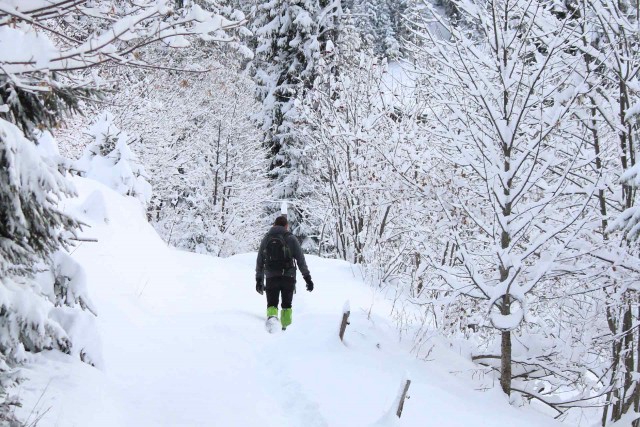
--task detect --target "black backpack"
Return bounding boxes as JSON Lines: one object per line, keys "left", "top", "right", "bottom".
{"left": 264, "top": 232, "right": 295, "bottom": 272}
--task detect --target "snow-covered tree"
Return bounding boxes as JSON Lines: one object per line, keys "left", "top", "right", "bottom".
{"left": 567, "top": 0, "right": 640, "bottom": 424}
{"left": 303, "top": 53, "right": 392, "bottom": 263}
{"left": 409, "top": 0, "right": 590, "bottom": 398}
{"left": 351, "top": 0, "right": 401, "bottom": 58}
{"left": 74, "top": 112, "right": 151, "bottom": 206}
{"left": 300, "top": 21, "right": 434, "bottom": 299}
{"left": 251, "top": 0, "right": 328, "bottom": 244}
{"left": 146, "top": 72, "right": 270, "bottom": 256}
{"left": 101, "top": 45, "right": 270, "bottom": 256}
{"left": 0, "top": 123, "right": 98, "bottom": 413}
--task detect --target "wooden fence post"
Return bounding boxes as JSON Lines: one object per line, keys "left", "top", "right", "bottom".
{"left": 396, "top": 379, "right": 411, "bottom": 418}
{"left": 339, "top": 300, "right": 350, "bottom": 342}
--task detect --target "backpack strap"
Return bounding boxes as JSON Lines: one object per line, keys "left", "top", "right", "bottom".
{"left": 283, "top": 232, "right": 296, "bottom": 267}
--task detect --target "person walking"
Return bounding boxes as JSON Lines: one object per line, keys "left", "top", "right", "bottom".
{"left": 255, "top": 215, "right": 314, "bottom": 331}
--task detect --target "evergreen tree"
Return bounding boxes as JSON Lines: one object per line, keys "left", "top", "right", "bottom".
{"left": 377, "top": 0, "right": 401, "bottom": 58}
{"left": 352, "top": 0, "right": 380, "bottom": 51}
{"left": 0, "top": 121, "right": 98, "bottom": 410}
{"left": 387, "top": 0, "right": 408, "bottom": 50}
{"left": 352, "top": 0, "right": 401, "bottom": 58}
{"left": 252, "top": 0, "right": 325, "bottom": 244}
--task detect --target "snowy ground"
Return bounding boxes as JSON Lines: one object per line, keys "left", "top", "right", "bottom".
{"left": 14, "top": 177, "right": 568, "bottom": 426}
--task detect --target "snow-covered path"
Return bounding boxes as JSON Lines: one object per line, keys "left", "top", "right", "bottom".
{"left": 16, "top": 178, "right": 565, "bottom": 426}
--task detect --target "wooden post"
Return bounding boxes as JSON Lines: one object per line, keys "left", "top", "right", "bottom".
{"left": 339, "top": 300, "right": 350, "bottom": 342}
{"left": 396, "top": 379, "right": 411, "bottom": 418}
{"left": 339, "top": 311, "right": 350, "bottom": 342}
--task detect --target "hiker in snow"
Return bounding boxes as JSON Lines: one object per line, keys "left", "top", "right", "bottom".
{"left": 255, "top": 215, "right": 313, "bottom": 331}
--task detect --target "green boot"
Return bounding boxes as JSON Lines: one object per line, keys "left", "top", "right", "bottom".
{"left": 267, "top": 306, "right": 278, "bottom": 319}
{"left": 281, "top": 308, "right": 292, "bottom": 330}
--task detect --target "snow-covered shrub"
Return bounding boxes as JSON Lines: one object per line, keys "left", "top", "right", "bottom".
{"left": 75, "top": 112, "right": 151, "bottom": 207}
{"left": 0, "top": 390, "right": 20, "bottom": 426}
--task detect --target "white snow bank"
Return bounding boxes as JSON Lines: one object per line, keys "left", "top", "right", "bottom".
{"left": 15, "top": 177, "right": 568, "bottom": 427}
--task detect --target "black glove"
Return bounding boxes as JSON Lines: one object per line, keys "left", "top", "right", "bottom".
{"left": 256, "top": 278, "right": 264, "bottom": 295}
{"left": 303, "top": 275, "right": 314, "bottom": 292}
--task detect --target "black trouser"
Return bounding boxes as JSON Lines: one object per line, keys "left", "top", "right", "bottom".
{"left": 266, "top": 276, "right": 296, "bottom": 309}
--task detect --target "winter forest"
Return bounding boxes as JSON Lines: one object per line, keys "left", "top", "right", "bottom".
{"left": 2, "top": 0, "right": 640, "bottom": 426}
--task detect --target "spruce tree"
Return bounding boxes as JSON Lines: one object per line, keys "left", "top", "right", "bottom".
{"left": 352, "top": 0, "right": 401, "bottom": 58}
{"left": 252, "top": 0, "right": 327, "bottom": 244}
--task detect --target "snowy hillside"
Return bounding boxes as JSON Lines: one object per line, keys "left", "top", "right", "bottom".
{"left": 11, "top": 178, "right": 563, "bottom": 427}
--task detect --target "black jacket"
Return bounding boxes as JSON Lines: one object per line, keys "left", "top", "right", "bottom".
{"left": 255, "top": 226, "right": 310, "bottom": 280}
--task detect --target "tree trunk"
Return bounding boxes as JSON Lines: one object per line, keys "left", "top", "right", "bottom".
{"left": 500, "top": 294, "right": 512, "bottom": 396}
{"left": 212, "top": 122, "right": 222, "bottom": 206}
{"left": 635, "top": 304, "right": 640, "bottom": 427}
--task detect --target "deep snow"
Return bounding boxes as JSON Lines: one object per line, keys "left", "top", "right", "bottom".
{"left": 14, "top": 177, "right": 566, "bottom": 426}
